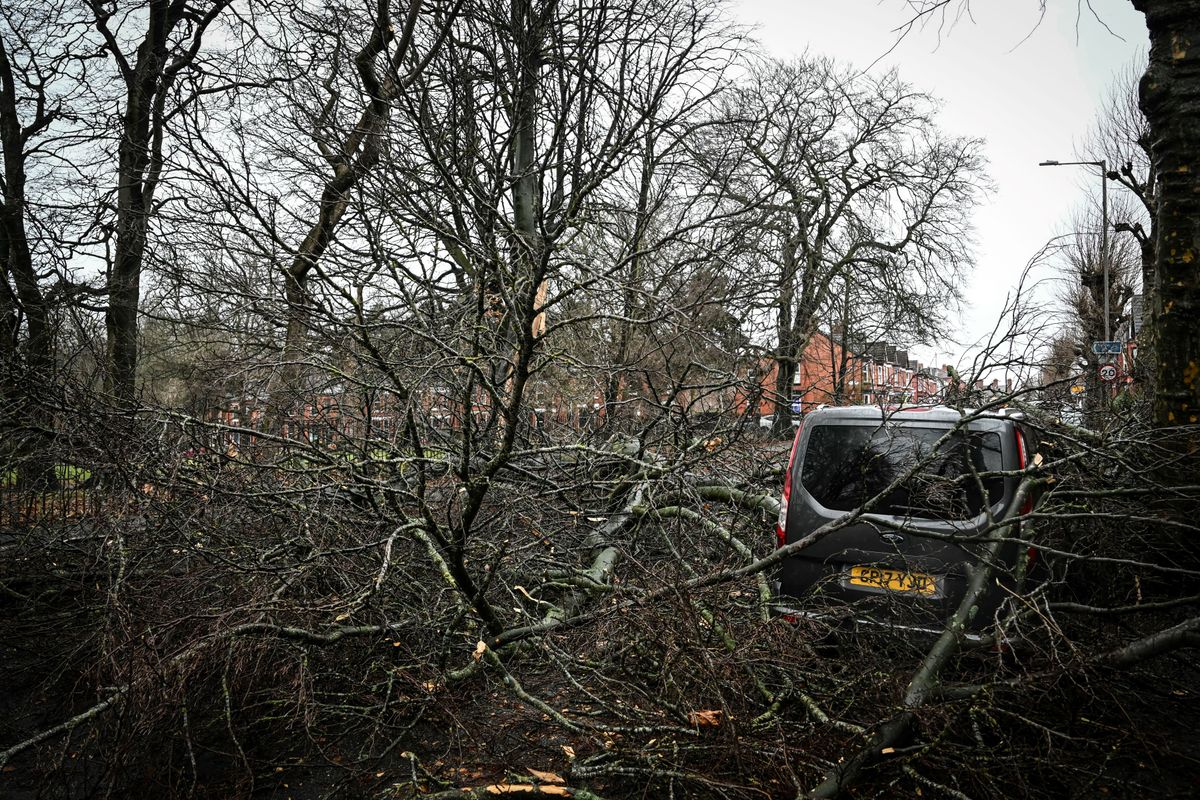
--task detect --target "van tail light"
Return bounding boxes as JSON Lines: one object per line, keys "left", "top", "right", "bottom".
{"left": 1015, "top": 429, "right": 1033, "bottom": 515}
{"left": 1015, "top": 428, "right": 1039, "bottom": 573}
{"left": 776, "top": 425, "right": 804, "bottom": 549}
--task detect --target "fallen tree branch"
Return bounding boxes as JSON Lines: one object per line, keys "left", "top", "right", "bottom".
{"left": 0, "top": 686, "right": 128, "bottom": 769}
{"left": 807, "top": 477, "right": 1042, "bottom": 799}
{"left": 1098, "top": 614, "right": 1200, "bottom": 667}
{"left": 1049, "top": 593, "right": 1200, "bottom": 617}
{"left": 421, "top": 785, "right": 607, "bottom": 799}
{"left": 633, "top": 503, "right": 772, "bottom": 611}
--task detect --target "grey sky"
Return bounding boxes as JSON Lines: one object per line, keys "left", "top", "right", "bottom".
{"left": 732, "top": 0, "right": 1148, "bottom": 372}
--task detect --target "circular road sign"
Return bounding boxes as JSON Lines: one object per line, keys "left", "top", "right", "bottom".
{"left": 1098, "top": 363, "right": 1118, "bottom": 382}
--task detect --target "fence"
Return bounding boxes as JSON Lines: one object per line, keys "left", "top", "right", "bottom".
{"left": 0, "top": 485, "right": 101, "bottom": 531}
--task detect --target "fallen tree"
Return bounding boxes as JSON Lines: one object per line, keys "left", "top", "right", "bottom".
{"left": 2, "top": 392, "right": 1198, "bottom": 798}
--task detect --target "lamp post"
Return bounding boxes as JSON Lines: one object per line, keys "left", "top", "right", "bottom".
{"left": 1039, "top": 159, "right": 1110, "bottom": 341}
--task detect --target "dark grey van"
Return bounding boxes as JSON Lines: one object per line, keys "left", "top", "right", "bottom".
{"left": 773, "top": 405, "right": 1038, "bottom": 633}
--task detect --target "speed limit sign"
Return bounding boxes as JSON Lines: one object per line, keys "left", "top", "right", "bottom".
{"left": 1098, "top": 363, "right": 1118, "bottom": 382}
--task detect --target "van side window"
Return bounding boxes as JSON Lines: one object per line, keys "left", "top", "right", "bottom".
{"left": 800, "top": 425, "right": 1004, "bottom": 519}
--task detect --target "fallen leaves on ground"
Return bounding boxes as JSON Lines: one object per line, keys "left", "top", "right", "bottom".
{"left": 687, "top": 709, "right": 723, "bottom": 727}
{"left": 526, "top": 767, "right": 565, "bottom": 783}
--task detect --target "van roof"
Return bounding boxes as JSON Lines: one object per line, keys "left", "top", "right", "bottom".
{"left": 803, "top": 405, "right": 1021, "bottom": 424}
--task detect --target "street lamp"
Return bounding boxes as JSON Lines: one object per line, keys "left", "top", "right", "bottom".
{"left": 1039, "top": 159, "right": 1111, "bottom": 341}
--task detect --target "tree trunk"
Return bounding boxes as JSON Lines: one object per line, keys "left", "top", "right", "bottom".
{"left": 495, "top": 0, "right": 548, "bottom": 414}
{"left": 99, "top": 0, "right": 187, "bottom": 404}
{"left": 1134, "top": 0, "right": 1200, "bottom": 426}
{"left": 0, "top": 39, "right": 50, "bottom": 380}
{"left": 0, "top": 37, "right": 54, "bottom": 488}
{"left": 772, "top": 353, "right": 797, "bottom": 431}
{"left": 1133, "top": 228, "right": 1157, "bottom": 393}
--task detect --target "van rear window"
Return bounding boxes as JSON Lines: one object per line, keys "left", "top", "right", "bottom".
{"left": 800, "top": 425, "right": 1004, "bottom": 519}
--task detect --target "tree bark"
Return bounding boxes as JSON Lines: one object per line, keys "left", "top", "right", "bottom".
{"left": 1134, "top": 0, "right": 1200, "bottom": 426}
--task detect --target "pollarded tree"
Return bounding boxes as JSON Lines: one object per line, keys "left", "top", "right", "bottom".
{"left": 696, "top": 57, "right": 985, "bottom": 430}
{"left": 1079, "top": 61, "right": 1158, "bottom": 392}
{"left": 1055, "top": 200, "right": 1142, "bottom": 421}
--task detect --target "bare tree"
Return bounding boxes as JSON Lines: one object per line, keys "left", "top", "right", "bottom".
{"left": 86, "top": 0, "right": 236, "bottom": 403}
{"left": 0, "top": 15, "right": 52, "bottom": 379}
{"left": 697, "top": 57, "right": 984, "bottom": 430}
{"left": 0, "top": 1, "right": 101, "bottom": 486}
{"left": 1078, "top": 60, "right": 1158, "bottom": 396}
{"left": 264, "top": 0, "right": 459, "bottom": 426}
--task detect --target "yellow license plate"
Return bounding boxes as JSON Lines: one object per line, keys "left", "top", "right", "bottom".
{"left": 847, "top": 565, "right": 937, "bottom": 596}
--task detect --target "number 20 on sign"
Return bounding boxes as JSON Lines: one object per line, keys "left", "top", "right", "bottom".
{"left": 1098, "top": 364, "right": 1118, "bottom": 382}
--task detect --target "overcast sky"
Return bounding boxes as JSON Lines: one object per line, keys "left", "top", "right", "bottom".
{"left": 732, "top": 0, "right": 1149, "bottom": 373}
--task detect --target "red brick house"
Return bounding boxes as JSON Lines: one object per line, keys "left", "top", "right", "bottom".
{"left": 737, "top": 333, "right": 948, "bottom": 418}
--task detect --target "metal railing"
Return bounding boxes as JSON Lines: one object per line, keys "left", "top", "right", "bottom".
{"left": 0, "top": 484, "right": 101, "bottom": 531}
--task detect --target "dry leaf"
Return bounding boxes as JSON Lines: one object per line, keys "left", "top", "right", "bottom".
{"left": 561, "top": 745, "right": 576, "bottom": 759}
{"left": 880, "top": 747, "right": 895, "bottom": 755}
{"left": 473, "top": 640, "right": 488, "bottom": 661}
{"left": 687, "top": 709, "right": 723, "bottom": 727}
{"left": 527, "top": 768, "right": 565, "bottom": 784}
{"left": 334, "top": 612, "right": 350, "bottom": 622}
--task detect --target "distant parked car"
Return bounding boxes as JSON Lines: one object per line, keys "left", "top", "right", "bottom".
{"left": 758, "top": 414, "right": 802, "bottom": 430}
{"left": 773, "top": 405, "right": 1041, "bottom": 634}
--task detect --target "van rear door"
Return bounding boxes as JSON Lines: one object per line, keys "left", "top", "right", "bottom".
{"left": 778, "top": 419, "right": 1012, "bottom": 625}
